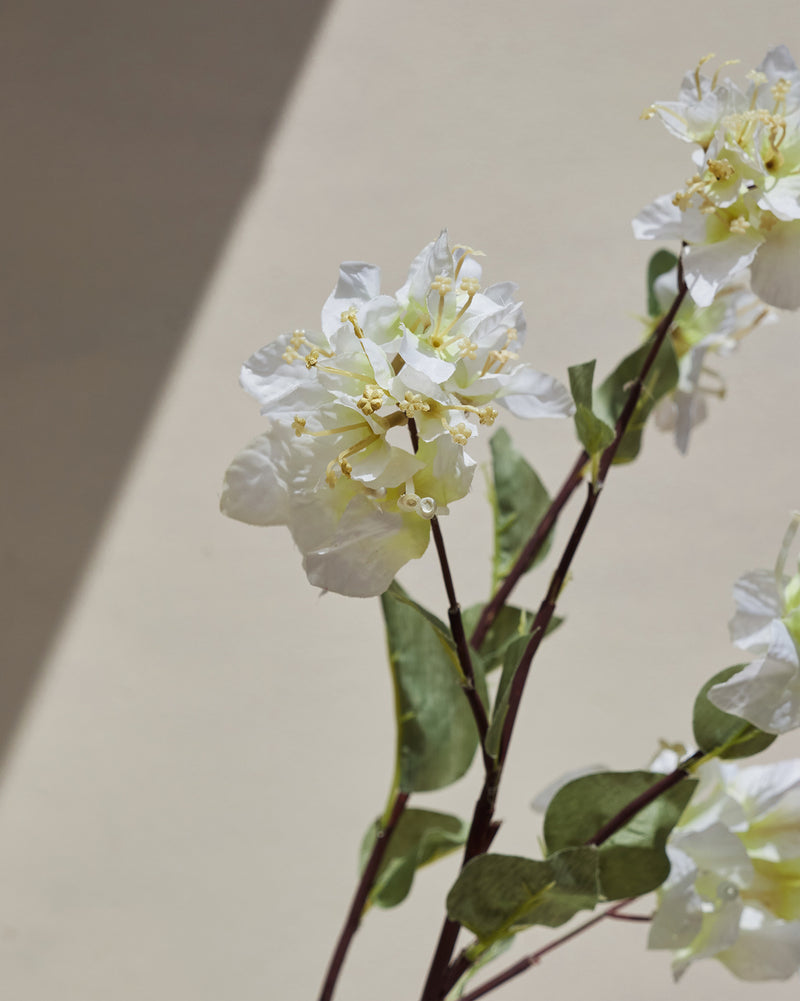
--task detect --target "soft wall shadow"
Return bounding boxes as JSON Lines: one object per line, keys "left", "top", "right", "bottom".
{"left": 0, "top": 0, "right": 332, "bottom": 766}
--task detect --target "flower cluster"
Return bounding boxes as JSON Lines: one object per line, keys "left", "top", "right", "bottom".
{"left": 649, "top": 749, "right": 800, "bottom": 981}
{"left": 707, "top": 514, "right": 800, "bottom": 733}
{"left": 221, "top": 233, "right": 573, "bottom": 597}
{"left": 650, "top": 266, "right": 774, "bottom": 453}
{"left": 634, "top": 46, "right": 800, "bottom": 309}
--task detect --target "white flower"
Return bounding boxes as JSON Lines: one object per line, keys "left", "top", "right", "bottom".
{"left": 634, "top": 47, "right": 800, "bottom": 308}
{"left": 221, "top": 233, "right": 573, "bottom": 597}
{"left": 708, "top": 513, "right": 800, "bottom": 733}
{"left": 649, "top": 754, "right": 800, "bottom": 980}
{"left": 649, "top": 266, "right": 774, "bottom": 452}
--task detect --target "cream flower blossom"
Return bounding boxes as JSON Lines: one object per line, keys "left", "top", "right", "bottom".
{"left": 649, "top": 266, "right": 774, "bottom": 452}
{"left": 707, "top": 514, "right": 800, "bottom": 733}
{"left": 649, "top": 751, "right": 800, "bottom": 981}
{"left": 221, "top": 233, "right": 573, "bottom": 597}
{"left": 634, "top": 47, "right": 800, "bottom": 309}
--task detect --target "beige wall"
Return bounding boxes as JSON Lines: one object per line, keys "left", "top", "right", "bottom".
{"left": 1, "top": 1, "right": 800, "bottom": 998}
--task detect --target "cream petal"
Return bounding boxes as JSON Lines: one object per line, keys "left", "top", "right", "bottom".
{"left": 220, "top": 428, "right": 296, "bottom": 527}
{"left": 708, "top": 621, "right": 800, "bottom": 734}
{"left": 301, "top": 495, "right": 430, "bottom": 597}
{"left": 684, "top": 236, "right": 761, "bottom": 307}
{"left": 730, "top": 570, "right": 784, "bottom": 650}
{"left": 495, "top": 366, "right": 575, "bottom": 419}
{"left": 320, "top": 262, "right": 382, "bottom": 334}
{"left": 751, "top": 221, "right": 800, "bottom": 309}
{"left": 718, "top": 905, "right": 800, "bottom": 980}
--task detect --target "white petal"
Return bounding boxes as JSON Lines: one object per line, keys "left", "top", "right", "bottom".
{"left": 718, "top": 905, "right": 800, "bottom": 980}
{"left": 708, "top": 621, "right": 800, "bottom": 734}
{"left": 751, "top": 220, "right": 800, "bottom": 309}
{"left": 320, "top": 262, "right": 382, "bottom": 334}
{"left": 675, "top": 823, "right": 754, "bottom": 886}
{"left": 727, "top": 758, "right": 800, "bottom": 821}
{"left": 758, "top": 175, "right": 800, "bottom": 222}
{"left": 220, "top": 428, "right": 296, "bottom": 526}
{"left": 684, "top": 235, "right": 761, "bottom": 307}
{"left": 632, "top": 194, "right": 686, "bottom": 240}
{"left": 396, "top": 231, "right": 452, "bottom": 305}
{"left": 397, "top": 330, "right": 456, "bottom": 383}
{"left": 730, "top": 569, "right": 784, "bottom": 650}
{"left": 649, "top": 850, "right": 703, "bottom": 950}
{"left": 494, "top": 366, "right": 575, "bottom": 419}
{"left": 300, "top": 495, "right": 430, "bottom": 597}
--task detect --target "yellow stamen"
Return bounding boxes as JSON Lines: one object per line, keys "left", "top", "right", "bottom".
{"left": 301, "top": 421, "right": 366, "bottom": 438}
{"left": 397, "top": 392, "right": 430, "bottom": 417}
{"left": 695, "top": 53, "right": 716, "bottom": 100}
{"left": 448, "top": 423, "right": 472, "bottom": 445}
{"left": 340, "top": 307, "right": 364, "bottom": 339}
{"left": 452, "top": 245, "right": 484, "bottom": 280}
{"left": 707, "top": 158, "right": 735, "bottom": 181}
{"left": 324, "top": 432, "right": 379, "bottom": 487}
{"left": 711, "top": 59, "right": 739, "bottom": 90}
{"left": 357, "top": 385, "right": 385, "bottom": 416}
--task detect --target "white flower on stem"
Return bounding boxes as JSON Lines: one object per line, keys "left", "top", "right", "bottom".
{"left": 650, "top": 753, "right": 800, "bottom": 981}
{"left": 221, "top": 234, "right": 573, "bottom": 597}
{"left": 634, "top": 47, "right": 800, "bottom": 308}
{"left": 650, "top": 266, "right": 774, "bottom": 453}
{"left": 707, "top": 513, "right": 800, "bottom": 733}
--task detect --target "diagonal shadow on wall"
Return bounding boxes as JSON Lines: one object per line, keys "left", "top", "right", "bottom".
{"left": 0, "top": 0, "right": 332, "bottom": 768}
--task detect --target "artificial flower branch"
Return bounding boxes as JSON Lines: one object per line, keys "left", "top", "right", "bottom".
{"left": 421, "top": 266, "right": 689, "bottom": 999}
{"left": 223, "top": 51, "right": 800, "bottom": 995}
{"left": 442, "top": 750, "right": 702, "bottom": 995}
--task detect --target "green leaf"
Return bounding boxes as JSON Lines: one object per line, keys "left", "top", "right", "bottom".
{"left": 489, "top": 429, "right": 553, "bottom": 589}
{"left": 646, "top": 249, "right": 679, "bottom": 317}
{"left": 381, "top": 582, "right": 487, "bottom": 792}
{"left": 568, "top": 360, "right": 597, "bottom": 410}
{"left": 574, "top": 404, "right": 616, "bottom": 456}
{"left": 446, "top": 848, "right": 599, "bottom": 944}
{"left": 693, "top": 665, "right": 777, "bottom": 759}
{"left": 461, "top": 604, "right": 548, "bottom": 674}
{"left": 360, "top": 809, "right": 468, "bottom": 909}
{"left": 543, "top": 770, "right": 696, "bottom": 899}
{"left": 568, "top": 362, "right": 615, "bottom": 459}
{"left": 485, "top": 634, "right": 531, "bottom": 760}
{"left": 594, "top": 334, "right": 679, "bottom": 464}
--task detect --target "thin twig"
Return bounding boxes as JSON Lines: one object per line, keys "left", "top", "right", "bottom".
{"left": 456, "top": 899, "right": 637, "bottom": 1001}
{"left": 409, "top": 419, "right": 491, "bottom": 760}
{"left": 587, "top": 750, "right": 703, "bottom": 847}
{"left": 470, "top": 450, "right": 588, "bottom": 650}
{"left": 317, "top": 791, "right": 409, "bottom": 1001}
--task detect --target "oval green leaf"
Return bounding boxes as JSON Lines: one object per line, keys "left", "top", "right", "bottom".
{"left": 360, "top": 809, "right": 468, "bottom": 909}
{"left": 543, "top": 770, "right": 696, "bottom": 899}
{"left": 489, "top": 429, "right": 553, "bottom": 588}
{"left": 446, "top": 848, "right": 599, "bottom": 944}
{"left": 381, "top": 582, "right": 486, "bottom": 792}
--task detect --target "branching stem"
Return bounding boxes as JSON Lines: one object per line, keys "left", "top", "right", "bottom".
{"left": 420, "top": 264, "right": 688, "bottom": 999}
